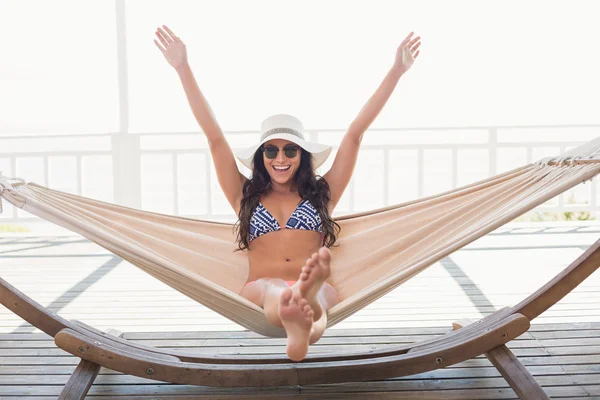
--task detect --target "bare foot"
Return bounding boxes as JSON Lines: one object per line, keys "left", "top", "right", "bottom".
{"left": 278, "top": 288, "right": 313, "bottom": 361}
{"left": 294, "top": 247, "right": 331, "bottom": 321}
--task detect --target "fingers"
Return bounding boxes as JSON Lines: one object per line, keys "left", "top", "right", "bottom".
{"left": 158, "top": 26, "right": 174, "bottom": 43}
{"left": 400, "top": 31, "right": 414, "bottom": 47}
{"left": 155, "top": 25, "right": 178, "bottom": 49}
{"left": 399, "top": 32, "right": 421, "bottom": 58}
{"left": 162, "top": 25, "right": 180, "bottom": 42}
{"left": 153, "top": 39, "right": 165, "bottom": 53}
{"left": 155, "top": 29, "right": 169, "bottom": 48}
{"left": 408, "top": 35, "right": 421, "bottom": 49}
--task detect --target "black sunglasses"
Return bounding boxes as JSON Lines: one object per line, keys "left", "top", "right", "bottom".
{"left": 262, "top": 144, "right": 300, "bottom": 159}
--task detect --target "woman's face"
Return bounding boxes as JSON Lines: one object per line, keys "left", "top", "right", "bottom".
{"left": 262, "top": 139, "right": 302, "bottom": 186}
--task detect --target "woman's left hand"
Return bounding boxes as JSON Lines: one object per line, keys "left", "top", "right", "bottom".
{"left": 394, "top": 32, "right": 421, "bottom": 74}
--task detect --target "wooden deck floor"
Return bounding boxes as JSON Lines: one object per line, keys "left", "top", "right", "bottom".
{"left": 1, "top": 224, "right": 600, "bottom": 398}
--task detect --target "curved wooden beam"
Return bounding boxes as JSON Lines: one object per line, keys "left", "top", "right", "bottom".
{"left": 54, "top": 314, "right": 529, "bottom": 387}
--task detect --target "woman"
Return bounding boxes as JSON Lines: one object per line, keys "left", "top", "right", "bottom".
{"left": 154, "top": 25, "right": 420, "bottom": 361}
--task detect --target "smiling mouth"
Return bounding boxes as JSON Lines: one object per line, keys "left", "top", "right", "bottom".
{"left": 273, "top": 166, "right": 291, "bottom": 173}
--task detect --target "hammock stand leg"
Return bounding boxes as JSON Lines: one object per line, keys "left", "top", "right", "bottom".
{"left": 485, "top": 344, "right": 550, "bottom": 400}
{"left": 58, "top": 329, "right": 123, "bottom": 400}
{"left": 453, "top": 321, "right": 550, "bottom": 400}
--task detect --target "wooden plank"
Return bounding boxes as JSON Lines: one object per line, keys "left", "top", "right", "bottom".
{"left": 57, "top": 360, "right": 101, "bottom": 400}
{"left": 0, "top": 385, "right": 591, "bottom": 398}
{"left": 58, "top": 329, "right": 123, "bottom": 400}
{"left": 452, "top": 316, "right": 550, "bottom": 400}
{"left": 485, "top": 345, "right": 550, "bottom": 400}
{"left": 54, "top": 328, "right": 301, "bottom": 387}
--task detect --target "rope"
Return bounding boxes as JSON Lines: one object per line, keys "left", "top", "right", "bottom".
{"left": 537, "top": 137, "right": 600, "bottom": 166}
{"left": 0, "top": 172, "right": 25, "bottom": 214}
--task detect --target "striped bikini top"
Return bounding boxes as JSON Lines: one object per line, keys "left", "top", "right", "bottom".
{"left": 249, "top": 199, "right": 323, "bottom": 243}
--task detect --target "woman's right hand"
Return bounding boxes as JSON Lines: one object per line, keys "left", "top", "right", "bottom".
{"left": 154, "top": 25, "right": 187, "bottom": 70}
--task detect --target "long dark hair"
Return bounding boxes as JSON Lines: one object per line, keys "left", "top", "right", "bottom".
{"left": 234, "top": 147, "right": 340, "bottom": 251}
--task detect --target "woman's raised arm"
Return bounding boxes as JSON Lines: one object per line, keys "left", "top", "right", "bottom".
{"left": 323, "top": 32, "right": 421, "bottom": 208}
{"left": 154, "top": 25, "right": 246, "bottom": 213}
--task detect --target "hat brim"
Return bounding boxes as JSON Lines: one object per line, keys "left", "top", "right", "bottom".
{"left": 234, "top": 133, "right": 332, "bottom": 170}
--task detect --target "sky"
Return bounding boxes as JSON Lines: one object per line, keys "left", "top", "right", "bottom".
{"left": 1, "top": 0, "right": 599, "bottom": 135}
{"left": 1, "top": 0, "right": 599, "bottom": 218}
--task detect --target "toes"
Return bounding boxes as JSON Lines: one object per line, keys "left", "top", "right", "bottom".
{"left": 298, "top": 298, "right": 308, "bottom": 307}
{"left": 280, "top": 288, "right": 293, "bottom": 305}
{"left": 301, "top": 265, "right": 312, "bottom": 276}
{"left": 303, "top": 303, "right": 314, "bottom": 317}
{"left": 311, "top": 252, "right": 320, "bottom": 264}
{"left": 292, "top": 291, "right": 303, "bottom": 304}
{"left": 318, "top": 247, "right": 331, "bottom": 263}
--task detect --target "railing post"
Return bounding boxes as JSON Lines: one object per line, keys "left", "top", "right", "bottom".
{"left": 489, "top": 128, "right": 497, "bottom": 177}
{"left": 111, "top": 0, "right": 140, "bottom": 209}
{"left": 112, "top": 134, "right": 141, "bottom": 209}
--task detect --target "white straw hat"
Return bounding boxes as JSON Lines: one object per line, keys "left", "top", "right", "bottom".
{"left": 234, "top": 114, "right": 332, "bottom": 170}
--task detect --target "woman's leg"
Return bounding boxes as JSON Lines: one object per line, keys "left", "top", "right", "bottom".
{"left": 290, "top": 248, "right": 340, "bottom": 348}
{"left": 309, "top": 282, "right": 339, "bottom": 344}
{"left": 239, "top": 247, "right": 340, "bottom": 360}
{"left": 240, "top": 278, "right": 289, "bottom": 327}
{"left": 292, "top": 247, "right": 336, "bottom": 321}
{"left": 241, "top": 279, "right": 316, "bottom": 360}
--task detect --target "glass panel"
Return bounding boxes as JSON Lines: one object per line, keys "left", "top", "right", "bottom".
{"left": 0, "top": 158, "right": 11, "bottom": 177}
{"left": 177, "top": 153, "right": 208, "bottom": 216}
{"left": 423, "top": 149, "right": 452, "bottom": 197}
{"left": 320, "top": 148, "right": 350, "bottom": 215}
{"left": 353, "top": 150, "right": 385, "bottom": 212}
{"left": 16, "top": 158, "right": 45, "bottom": 185}
{"left": 497, "top": 147, "right": 527, "bottom": 175}
{"left": 141, "top": 154, "right": 173, "bottom": 214}
{"left": 389, "top": 149, "right": 419, "bottom": 204}
{"left": 532, "top": 147, "right": 561, "bottom": 163}
{"left": 49, "top": 156, "right": 78, "bottom": 195}
{"left": 210, "top": 160, "right": 234, "bottom": 216}
{"left": 457, "top": 149, "right": 489, "bottom": 187}
{"left": 82, "top": 156, "right": 113, "bottom": 203}
{"left": 563, "top": 185, "right": 590, "bottom": 207}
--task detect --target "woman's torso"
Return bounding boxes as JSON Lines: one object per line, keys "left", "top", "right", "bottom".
{"left": 246, "top": 192, "right": 326, "bottom": 282}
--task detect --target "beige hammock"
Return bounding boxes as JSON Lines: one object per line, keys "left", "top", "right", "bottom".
{"left": 2, "top": 138, "right": 600, "bottom": 338}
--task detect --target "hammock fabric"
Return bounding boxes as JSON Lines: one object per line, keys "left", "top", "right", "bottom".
{"left": 2, "top": 139, "right": 600, "bottom": 337}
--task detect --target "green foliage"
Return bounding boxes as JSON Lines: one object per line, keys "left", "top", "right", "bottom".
{"left": 0, "top": 224, "right": 31, "bottom": 232}
{"left": 514, "top": 192, "right": 596, "bottom": 222}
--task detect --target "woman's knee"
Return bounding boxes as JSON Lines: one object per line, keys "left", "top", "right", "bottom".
{"left": 241, "top": 278, "right": 288, "bottom": 307}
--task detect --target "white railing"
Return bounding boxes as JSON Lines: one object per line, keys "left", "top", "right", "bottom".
{"left": 1, "top": 1, "right": 598, "bottom": 224}
{"left": 1, "top": 125, "right": 600, "bottom": 224}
